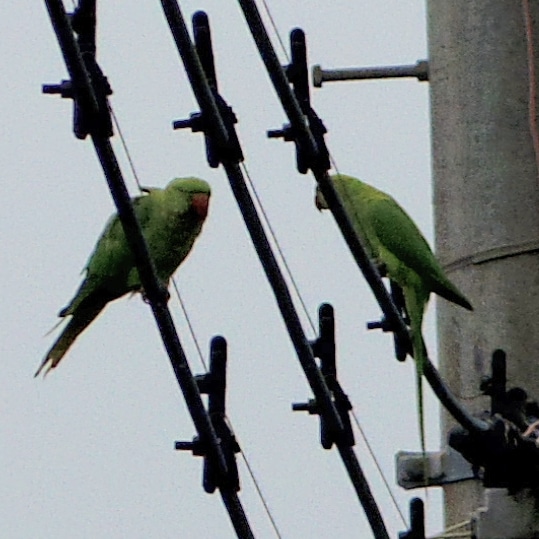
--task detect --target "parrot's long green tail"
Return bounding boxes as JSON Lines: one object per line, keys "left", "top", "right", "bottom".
{"left": 35, "top": 297, "right": 109, "bottom": 377}
{"left": 411, "top": 328, "right": 427, "bottom": 454}
{"left": 403, "top": 285, "right": 429, "bottom": 480}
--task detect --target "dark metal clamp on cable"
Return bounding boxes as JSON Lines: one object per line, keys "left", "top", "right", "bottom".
{"left": 399, "top": 498, "right": 425, "bottom": 539}
{"left": 267, "top": 28, "right": 330, "bottom": 174}
{"left": 293, "top": 304, "right": 355, "bottom": 448}
{"left": 176, "top": 336, "right": 241, "bottom": 493}
{"left": 449, "top": 349, "right": 539, "bottom": 492}
{"left": 172, "top": 11, "right": 243, "bottom": 168}
{"left": 367, "top": 281, "right": 412, "bottom": 362}
{"left": 42, "top": 0, "right": 112, "bottom": 139}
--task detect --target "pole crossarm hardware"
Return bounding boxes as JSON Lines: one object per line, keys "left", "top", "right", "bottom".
{"left": 450, "top": 350, "right": 539, "bottom": 492}
{"left": 312, "top": 60, "right": 429, "bottom": 88}
{"left": 42, "top": 2, "right": 254, "bottom": 538}
{"left": 159, "top": 4, "right": 391, "bottom": 538}
{"left": 235, "top": 0, "right": 489, "bottom": 441}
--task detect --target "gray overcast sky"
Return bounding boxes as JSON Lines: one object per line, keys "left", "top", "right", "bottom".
{"left": 2, "top": 1, "right": 443, "bottom": 537}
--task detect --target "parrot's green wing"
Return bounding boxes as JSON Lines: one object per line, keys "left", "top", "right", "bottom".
{"left": 60, "top": 192, "right": 156, "bottom": 318}
{"left": 365, "top": 194, "right": 472, "bottom": 310}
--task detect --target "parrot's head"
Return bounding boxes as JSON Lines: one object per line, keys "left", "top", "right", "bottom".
{"left": 168, "top": 177, "right": 211, "bottom": 219}
{"left": 314, "top": 186, "right": 329, "bottom": 211}
{"left": 315, "top": 174, "right": 360, "bottom": 211}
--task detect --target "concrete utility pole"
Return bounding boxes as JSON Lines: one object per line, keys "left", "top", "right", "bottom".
{"left": 428, "top": 1, "right": 539, "bottom": 534}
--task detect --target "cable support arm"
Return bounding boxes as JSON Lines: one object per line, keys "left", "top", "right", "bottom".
{"left": 159, "top": 4, "right": 391, "bottom": 538}
{"left": 42, "top": 2, "right": 253, "bottom": 538}
{"left": 235, "top": 0, "right": 489, "bottom": 438}
{"left": 312, "top": 60, "right": 429, "bottom": 88}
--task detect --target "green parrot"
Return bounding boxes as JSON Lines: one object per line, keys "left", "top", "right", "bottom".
{"left": 36, "top": 177, "right": 211, "bottom": 377}
{"left": 315, "top": 173, "right": 472, "bottom": 452}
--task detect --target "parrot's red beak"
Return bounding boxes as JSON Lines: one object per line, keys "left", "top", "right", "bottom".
{"left": 191, "top": 193, "right": 210, "bottom": 219}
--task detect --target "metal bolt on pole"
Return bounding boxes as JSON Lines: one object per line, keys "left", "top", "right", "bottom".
{"left": 312, "top": 60, "right": 429, "bottom": 87}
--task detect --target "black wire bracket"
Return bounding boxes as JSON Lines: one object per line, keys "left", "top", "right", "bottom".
{"left": 42, "top": 0, "right": 112, "bottom": 139}
{"left": 398, "top": 498, "right": 425, "bottom": 539}
{"left": 293, "top": 304, "right": 355, "bottom": 449}
{"left": 366, "top": 281, "right": 411, "bottom": 362}
{"left": 176, "top": 336, "right": 241, "bottom": 493}
{"left": 173, "top": 11, "right": 243, "bottom": 168}
{"left": 267, "top": 28, "right": 330, "bottom": 174}
{"left": 449, "top": 349, "right": 539, "bottom": 492}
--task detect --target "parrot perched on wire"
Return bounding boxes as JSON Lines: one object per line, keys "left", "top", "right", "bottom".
{"left": 315, "top": 173, "right": 472, "bottom": 452}
{"left": 35, "top": 177, "right": 211, "bottom": 377}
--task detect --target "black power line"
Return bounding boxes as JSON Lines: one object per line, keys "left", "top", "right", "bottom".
{"left": 235, "top": 0, "right": 489, "bottom": 438}
{"left": 158, "top": 3, "right": 391, "bottom": 538}
{"left": 42, "top": 2, "right": 254, "bottom": 538}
